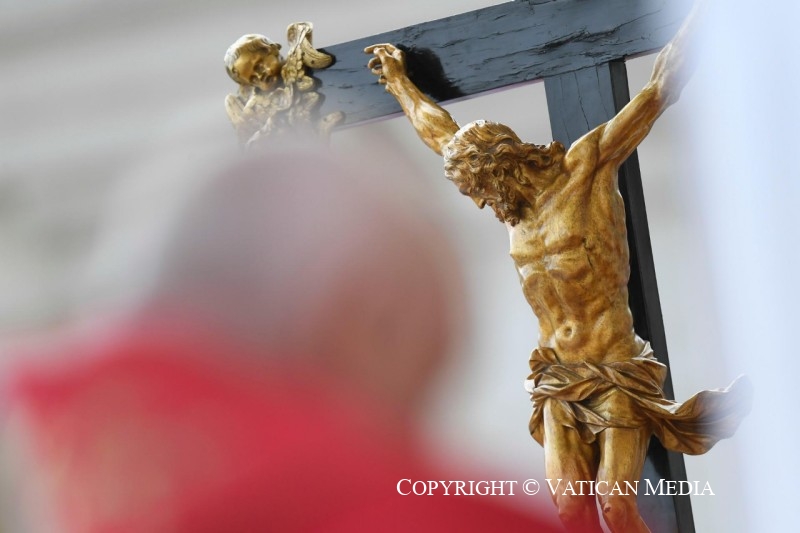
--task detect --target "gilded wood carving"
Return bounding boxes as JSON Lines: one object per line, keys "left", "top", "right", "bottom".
{"left": 366, "top": 5, "right": 751, "bottom": 533}
{"left": 224, "top": 22, "right": 344, "bottom": 146}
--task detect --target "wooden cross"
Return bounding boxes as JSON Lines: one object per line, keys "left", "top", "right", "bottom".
{"left": 313, "top": 1, "right": 694, "bottom": 530}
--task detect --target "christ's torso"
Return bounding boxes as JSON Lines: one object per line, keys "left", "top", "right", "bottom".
{"left": 508, "top": 163, "right": 644, "bottom": 364}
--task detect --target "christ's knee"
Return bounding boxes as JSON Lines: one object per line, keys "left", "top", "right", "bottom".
{"left": 555, "top": 494, "right": 598, "bottom": 530}
{"left": 599, "top": 494, "right": 641, "bottom": 532}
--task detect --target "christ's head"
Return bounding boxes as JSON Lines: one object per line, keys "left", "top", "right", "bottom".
{"left": 443, "top": 120, "right": 565, "bottom": 225}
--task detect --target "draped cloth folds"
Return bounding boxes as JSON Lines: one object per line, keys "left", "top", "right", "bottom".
{"left": 524, "top": 343, "right": 752, "bottom": 455}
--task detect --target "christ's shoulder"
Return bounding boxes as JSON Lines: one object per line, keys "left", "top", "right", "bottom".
{"left": 562, "top": 127, "right": 602, "bottom": 173}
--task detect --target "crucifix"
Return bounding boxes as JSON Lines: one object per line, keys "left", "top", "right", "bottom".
{"left": 223, "top": 1, "right": 750, "bottom": 531}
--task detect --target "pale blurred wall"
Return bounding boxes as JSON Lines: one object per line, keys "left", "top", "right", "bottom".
{"left": 685, "top": 2, "right": 800, "bottom": 531}
{"left": 2, "top": 0, "right": 783, "bottom": 531}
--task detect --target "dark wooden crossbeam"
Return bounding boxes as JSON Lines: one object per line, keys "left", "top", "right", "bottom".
{"left": 312, "top": 1, "right": 695, "bottom": 531}
{"left": 317, "top": 0, "right": 692, "bottom": 125}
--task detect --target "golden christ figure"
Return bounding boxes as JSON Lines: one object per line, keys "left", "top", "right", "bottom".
{"left": 367, "top": 6, "right": 750, "bottom": 533}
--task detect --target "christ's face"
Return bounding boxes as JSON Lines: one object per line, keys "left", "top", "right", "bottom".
{"left": 456, "top": 180, "right": 485, "bottom": 208}
{"left": 455, "top": 172, "right": 524, "bottom": 225}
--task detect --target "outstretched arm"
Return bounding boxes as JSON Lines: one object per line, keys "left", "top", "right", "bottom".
{"left": 593, "top": 3, "right": 703, "bottom": 166}
{"left": 365, "top": 44, "right": 459, "bottom": 156}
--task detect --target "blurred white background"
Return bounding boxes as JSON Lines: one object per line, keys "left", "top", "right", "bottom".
{"left": 1, "top": 0, "right": 796, "bottom": 531}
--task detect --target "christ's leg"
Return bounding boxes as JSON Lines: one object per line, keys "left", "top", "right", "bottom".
{"left": 542, "top": 401, "right": 603, "bottom": 532}
{"left": 596, "top": 418, "right": 651, "bottom": 532}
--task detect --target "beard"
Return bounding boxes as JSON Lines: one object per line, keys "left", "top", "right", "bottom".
{"left": 487, "top": 186, "right": 524, "bottom": 226}
{"left": 489, "top": 201, "right": 521, "bottom": 226}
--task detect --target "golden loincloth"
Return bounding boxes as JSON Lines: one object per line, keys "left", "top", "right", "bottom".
{"left": 524, "top": 343, "right": 752, "bottom": 455}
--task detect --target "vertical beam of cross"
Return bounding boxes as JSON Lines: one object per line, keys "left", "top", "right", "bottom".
{"left": 544, "top": 62, "right": 694, "bottom": 533}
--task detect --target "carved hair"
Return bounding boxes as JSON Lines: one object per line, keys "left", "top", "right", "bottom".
{"left": 442, "top": 120, "right": 564, "bottom": 225}
{"left": 443, "top": 120, "right": 560, "bottom": 189}
{"left": 224, "top": 34, "right": 283, "bottom": 83}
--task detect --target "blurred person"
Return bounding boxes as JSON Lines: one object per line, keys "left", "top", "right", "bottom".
{"left": 0, "top": 140, "right": 562, "bottom": 532}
